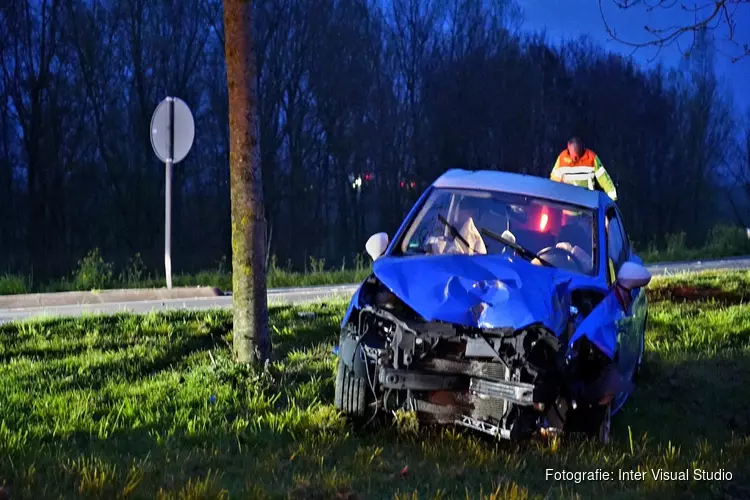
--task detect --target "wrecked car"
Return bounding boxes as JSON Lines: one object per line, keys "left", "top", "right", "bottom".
{"left": 334, "top": 169, "right": 651, "bottom": 442}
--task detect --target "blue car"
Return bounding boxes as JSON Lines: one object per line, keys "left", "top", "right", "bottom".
{"left": 333, "top": 169, "right": 651, "bottom": 443}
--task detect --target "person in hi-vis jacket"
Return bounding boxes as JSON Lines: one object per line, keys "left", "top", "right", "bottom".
{"left": 550, "top": 137, "right": 617, "bottom": 201}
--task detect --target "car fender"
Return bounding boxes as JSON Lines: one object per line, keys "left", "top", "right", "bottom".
{"left": 338, "top": 333, "right": 369, "bottom": 378}
{"left": 340, "top": 281, "right": 366, "bottom": 328}
{"left": 568, "top": 290, "right": 623, "bottom": 360}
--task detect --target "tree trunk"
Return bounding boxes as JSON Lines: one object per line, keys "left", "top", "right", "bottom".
{"left": 223, "top": 0, "right": 271, "bottom": 364}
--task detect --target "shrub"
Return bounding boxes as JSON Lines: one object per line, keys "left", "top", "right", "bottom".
{"left": 72, "top": 248, "right": 113, "bottom": 291}
{"left": 0, "top": 274, "right": 28, "bottom": 295}
{"left": 705, "top": 224, "right": 750, "bottom": 258}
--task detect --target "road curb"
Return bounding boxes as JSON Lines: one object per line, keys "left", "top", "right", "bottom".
{"left": 0, "top": 287, "right": 224, "bottom": 309}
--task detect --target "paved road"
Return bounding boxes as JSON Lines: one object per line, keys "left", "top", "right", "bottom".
{"left": 1, "top": 256, "right": 749, "bottom": 324}
{"left": 652, "top": 256, "right": 750, "bottom": 274}
{"left": 0, "top": 284, "right": 359, "bottom": 324}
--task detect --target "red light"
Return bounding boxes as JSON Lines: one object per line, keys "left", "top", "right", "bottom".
{"left": 365, "top": 174, "right": 371, "bottom": 181}
{"left": 400, "top": 181, "right": 405, "bottom": 188}
{"left": 539, "top": 213, "right": 549, "bottom": 231}
{"left": 411, "top": 181, "right": 416, "bottom": 188}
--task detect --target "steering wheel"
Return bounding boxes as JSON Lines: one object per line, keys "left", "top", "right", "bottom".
{"left": 537, "top": 246, "right": 585, "bottom": 272}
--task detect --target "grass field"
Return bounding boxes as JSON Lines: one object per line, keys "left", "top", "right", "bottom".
{"left": 0, "top": 271, "right": 749, "bottom": 498}
{"left": 1, "top": 224, "right": 749, "bottom": 296}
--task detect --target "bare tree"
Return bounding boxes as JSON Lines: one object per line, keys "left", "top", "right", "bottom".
{"left": 0, "top": 0, "right": 75, "bottom": 275}
{"left": 0, "top": 0, "right": 745, "bottom": 281}
{"left": 598, "top": 0, "right": 749, "bottom": 62}
{"left": 223, "top": 0, "right": 271, "bottom": 364}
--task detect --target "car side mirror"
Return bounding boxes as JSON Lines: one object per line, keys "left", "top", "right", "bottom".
{"left": 616, "top": 261, "right": 651, "bottom": 290}
{"left": 365, "top": 232, "right": 389, "bottom": 261}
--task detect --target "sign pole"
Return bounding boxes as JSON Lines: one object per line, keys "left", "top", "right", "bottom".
{"left": 150, "top": 95, "right": 194, "bottom": 291}
{"left": 165, "top": 97, "right": 175, "bottom": 289}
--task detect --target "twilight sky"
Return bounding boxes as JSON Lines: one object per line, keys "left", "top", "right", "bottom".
{"left": 521, "top": 0, "right": 750, "bottom": 115}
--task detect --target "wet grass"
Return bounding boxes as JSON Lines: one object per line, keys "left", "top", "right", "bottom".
{"left": 0, "top": 273, "right": 749, "bottom": 498}
{"left": 647, "top": 269, "right": 750, "bottom": 305}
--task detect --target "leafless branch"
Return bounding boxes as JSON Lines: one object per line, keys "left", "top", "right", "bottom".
{"left": 599, "top": 0, "right": 750, "bottom": 62}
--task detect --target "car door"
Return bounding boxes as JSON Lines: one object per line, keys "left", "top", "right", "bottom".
{"left": 604, "top": 207, "right": 641, "bottom": 395}
{"left": 613, "top": 206, "right": 648, "bottom": 373}
{"left": 567, "top": 206, "right": 649, "bottom": 413}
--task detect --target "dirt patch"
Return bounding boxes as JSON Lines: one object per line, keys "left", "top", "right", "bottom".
{"left": 648, "top": 285, "right": 746, "bottom": 305}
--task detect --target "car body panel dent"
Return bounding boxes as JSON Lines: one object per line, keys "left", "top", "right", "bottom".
{"left": 568, "top": 290, "right": 622, "bottom": 359}
{"left": 372, "top": 253, "right": 605, "bottom": 333}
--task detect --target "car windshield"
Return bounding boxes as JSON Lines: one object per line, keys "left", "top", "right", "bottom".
{"left": 397, "top": 187, "right": 597, "bottom": 276}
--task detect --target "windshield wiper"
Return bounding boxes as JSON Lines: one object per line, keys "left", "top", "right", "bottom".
{"left": 437, "top": 213, "right": 476, "bottom": 253}
{"left": 479, "top": 227, "right": 555, "bottom": 268}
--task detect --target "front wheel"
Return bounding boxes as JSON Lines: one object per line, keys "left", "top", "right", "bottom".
{"left": 334, "top": 358, "right": 368, "bottom": 418}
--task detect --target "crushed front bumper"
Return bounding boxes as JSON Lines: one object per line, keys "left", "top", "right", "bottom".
{"left": 337, "top": 305, "right": 570, "bottom": 440}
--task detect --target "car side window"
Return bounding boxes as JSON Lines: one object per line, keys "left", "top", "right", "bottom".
{"left": 606, "top": 208, "right": 628, "bottom": 280}
{"left": 613, "top": 206, "right": 632, "bottom": 256}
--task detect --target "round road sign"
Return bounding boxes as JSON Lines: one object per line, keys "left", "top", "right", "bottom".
{"left": 150, "top": 96, "right": 195, "bottom": 164}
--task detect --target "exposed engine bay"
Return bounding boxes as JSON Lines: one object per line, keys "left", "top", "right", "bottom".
{"left": 335, "top": 275, "right": 629, "bottom": 441}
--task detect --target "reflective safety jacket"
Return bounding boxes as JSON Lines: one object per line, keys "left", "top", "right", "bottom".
{"left": 550, "top": 148, "right": 617, "bottom": 201}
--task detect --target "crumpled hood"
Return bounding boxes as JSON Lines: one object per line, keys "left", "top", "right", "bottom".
{"left": 372, "top": 254, "right": 599, "bottom": 334}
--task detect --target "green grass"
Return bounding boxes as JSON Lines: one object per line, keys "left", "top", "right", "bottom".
{"left": 1, "top": 272, "right": 750, "bottom": 498}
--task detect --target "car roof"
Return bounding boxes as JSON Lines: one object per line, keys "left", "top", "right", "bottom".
{"left": 432, "top": 169, "right": 602, "bottom": 209}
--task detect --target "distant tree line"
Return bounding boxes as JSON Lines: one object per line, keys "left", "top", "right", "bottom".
{"left": 0, "top": 0, "right": 746, "bottom": 281}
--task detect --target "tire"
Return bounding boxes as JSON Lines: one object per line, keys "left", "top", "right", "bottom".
{"left": 563, "top": 401, "right": 611, "bottom": 442}
{"left": 632, "top": 335, "right": 644, "bottom": 383}
{"left": 334, "top": 358, "right": 368, "bottom": 418}
{"left": 634, "top": 313, "right": 648, "bottom": 383}
{"left": 598, "top": 401, "right": 612, "bottom": 444}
